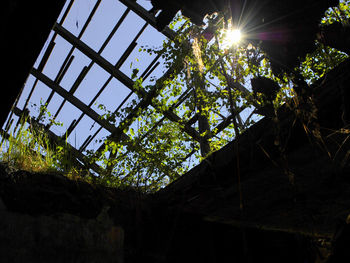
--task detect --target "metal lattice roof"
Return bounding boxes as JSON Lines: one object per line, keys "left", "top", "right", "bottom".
{"left": 3, "top": 0, "right": 250, "bottom": 179}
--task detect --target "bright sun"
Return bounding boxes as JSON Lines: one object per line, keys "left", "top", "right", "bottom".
{"left": 228, "top": 29, "right": 242, "bottom": 44}
{"left": 221, "top": 28, "right": 242, "bottom": 49}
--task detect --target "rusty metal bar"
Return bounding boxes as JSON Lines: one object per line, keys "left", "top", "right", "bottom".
{"left": 65, "top": 48, "right": 138, "bottom": 137}
{"left": 79, "top": 126, "right": 102, "bottom": 152}
{"left": 53, "top": 11, "right": 228, "bottom": 168}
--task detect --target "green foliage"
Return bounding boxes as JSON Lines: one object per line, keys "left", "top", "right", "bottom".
{"left": 92, "top": 14, "right": 261, "bottom": 191}
{"left": 2, "top": 2, "right": 349, "bottom": 192}
{"left": 322, "top": 0, "right": 350, "bottom": 25}
{"left": 300, "top": 42, "right": 348, "bottom": 83}
{"left": 301, "top": 1, "right": 350, "bottom": 82}
{"left": 0, "top": 117, "right": 57, "bottom": 173}
{"left": 91, "top": 2, "right": 350, "bottom": 191}
{"left": 0, "top": 105, "right": 79, "bottom": 177}
{"left": 87, "top": 105, "right": 194, "bottom": 191}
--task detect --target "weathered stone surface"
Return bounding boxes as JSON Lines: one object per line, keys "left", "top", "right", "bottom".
{"left": 0, "top": 209, "right": 123, "bottom": 263}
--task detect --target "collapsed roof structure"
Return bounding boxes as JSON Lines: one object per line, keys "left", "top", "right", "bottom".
{"left": 1, "top": 56, "right": 350, "bottom": 263}
{"left": 1, "top": 0, "right": 350, "bottom": 262}
{"left": 2, "top": 0, "right": 347, "bottom": 182}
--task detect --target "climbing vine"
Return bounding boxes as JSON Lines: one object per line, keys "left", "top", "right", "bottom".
{"left": 89, "top": 2, "right": 349, "bottom": 191}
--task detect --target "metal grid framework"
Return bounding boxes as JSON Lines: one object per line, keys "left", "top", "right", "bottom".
{"left": 3, "top": 0, "right": 249, "bottom": 176}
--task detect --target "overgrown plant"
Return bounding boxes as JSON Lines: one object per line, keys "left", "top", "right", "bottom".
{"left": 0, "top": 105, "right": 79, "bottom": 176}
{"left": 301, "top": 1, "right": 350, "bottom": 82}
{"left": 1, "top": 116, "right": 58, "bottom": 173}
{"left": 90, "top": 13, "right": 267, "bottom": 191}
{"left": 1, "top": 2, "right": 349, "bottom": 192}
{"left": 91, "top": 2, "right": 350, "bottom": 192}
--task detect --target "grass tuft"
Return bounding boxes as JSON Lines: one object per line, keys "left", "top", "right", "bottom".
{"left": 0, "top": 115, "right": 74, "bottom": 175}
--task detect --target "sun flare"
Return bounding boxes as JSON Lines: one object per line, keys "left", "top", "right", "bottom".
{"left": 221, "top": 28, "right": 242, "bottom": 49}
{"left": 228, "top": 29, "right": 242, "bottom": 44}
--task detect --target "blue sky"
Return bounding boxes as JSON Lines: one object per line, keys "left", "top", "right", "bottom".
{"left": 5, "top": 0, "right": 271, "bottom": 175}
{"left": 12, "top": 0, "right": 168, "bottom": 152}
{"left": 6, "top": 0, "right": 339, "bottom": 177}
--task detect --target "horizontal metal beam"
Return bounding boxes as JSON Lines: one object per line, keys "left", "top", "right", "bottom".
{"left": 30, "top": 68, "right": 128, "bottom": 140}
{"left": 54, "top": 20, "right": 200, "bottom": 146}
{"left": 118, "top": 0, "right": 176, "bottom": 40}
{"left": 11, "top": 107, "right": 104, "bottom": 175}
{"left": 53, "top": 23, "right": 135, "bottom": 91}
